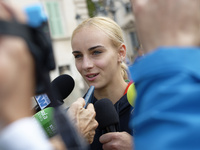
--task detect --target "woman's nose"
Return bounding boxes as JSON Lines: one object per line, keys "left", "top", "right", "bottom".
{"left": 82, "top": 57, "right": 94, "bottom": 70}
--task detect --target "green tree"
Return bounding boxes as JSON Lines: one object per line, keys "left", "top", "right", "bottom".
{"left": 86, "top": 0, "right": 96, "bottom": 17}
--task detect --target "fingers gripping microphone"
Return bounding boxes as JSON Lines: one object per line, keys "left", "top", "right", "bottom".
{"left": 94, "top": 98, "right": 119, "bottom": 132}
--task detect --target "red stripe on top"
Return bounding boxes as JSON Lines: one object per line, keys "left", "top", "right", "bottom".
{"left": 123, "top": 81, "right": 133, "bottom": 95}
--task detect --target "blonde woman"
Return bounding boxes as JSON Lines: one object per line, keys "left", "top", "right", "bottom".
{"left": 71, "top": 17, "right": 133, "bottom": 150}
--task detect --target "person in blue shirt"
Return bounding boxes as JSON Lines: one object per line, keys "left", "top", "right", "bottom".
{"left": 129, "top": 0, "right": 200, "bottom": 150}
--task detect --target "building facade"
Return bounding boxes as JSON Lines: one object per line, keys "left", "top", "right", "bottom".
{"left": 91, "top": 0, "right": 139, "bottom": 63}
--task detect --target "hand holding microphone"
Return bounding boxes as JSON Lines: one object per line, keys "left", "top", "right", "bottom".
{"left": 94, "top": 98, "right": 133, "bottom": 150}
{"left": 34, "top": 84, "right": 98, "bottom": 147}
{"left": 99, "top": 132, "right": 133, "bottom": 150}
{"left": 68, "top": 97, "right": 98, "bottom": 144}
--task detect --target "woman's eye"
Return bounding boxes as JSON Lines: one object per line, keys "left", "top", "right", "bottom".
{"left": 93, "top": 51, "right": 102, "bottom": 55}
{"left": 74, "top": 54, "right": 82, "bottom": 59}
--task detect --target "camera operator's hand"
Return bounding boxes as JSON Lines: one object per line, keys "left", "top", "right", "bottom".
{"left": 131, "top": 0, "right": 200, "bottom": 53}
{"left": 0, "top": 1, "right": 35, "bottom": 128}
{"left": 68, "top": 98, "right": 98, "bottom": 144}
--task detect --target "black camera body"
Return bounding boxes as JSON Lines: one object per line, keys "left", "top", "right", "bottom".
{"left": 25, "top": 4, "right": 56, "bottom": 94}
{"left": 0, "top": 3, "right": 56, "bottom": 94}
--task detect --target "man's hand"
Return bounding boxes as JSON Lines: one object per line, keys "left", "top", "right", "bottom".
{"left": 131, "top": 0, "right": 200, "bottom": 53}
{"left": 68, "top": 98, "right": 98, "bottom": 144}
{"left": 99, "top": 131, "right": 133, "bottom": 150}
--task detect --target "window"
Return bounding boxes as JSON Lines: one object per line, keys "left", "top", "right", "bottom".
{"left": 59, "top": 65, "right": 71, "bottom": 75}
{"left": 43, "top": 0, "right": 66, "bottom": 39}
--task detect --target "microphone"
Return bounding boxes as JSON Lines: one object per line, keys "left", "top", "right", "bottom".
{"left": 34, "top": 74, "right": 75, "bottom": 112}
{"left": 127, "top": 83, "right": 137, "bottom": 107}
{"left": 84, "top": 86, "right": 95, "bottom": 108}
{"left": 34, "top": 106, "right": 89, "bottom": 150}
{"left": 33, "top": 107, "right": 57, "bottom": 138}
{"left": 33, "top": 74, "right": 87, "bottom": 149}
{"left": 94, "top": 98, "right": 119, "bottom": 132}
{"left": 50, "top": 74, "right": 75, "bottom": 105}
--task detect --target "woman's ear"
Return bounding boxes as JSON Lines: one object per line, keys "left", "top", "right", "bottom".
{"left": 118, "top": 43, "right": 126, "bottom": 62}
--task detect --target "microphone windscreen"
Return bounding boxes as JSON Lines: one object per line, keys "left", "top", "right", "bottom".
{"left": 127, "top": 83, "right": 137, "bottom": 107}
{"left": 33, "top": 107, "right": 57, "bottom": 138}
{"left": 94, "top": 98, "right": 119, "bottom": 130}
{"left": 50, "top": 74, "right": 75, "bottom": 102}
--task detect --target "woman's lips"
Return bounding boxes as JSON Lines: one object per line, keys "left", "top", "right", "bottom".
{"left": 85, "top": 73, "right": 99, "bottom": 81}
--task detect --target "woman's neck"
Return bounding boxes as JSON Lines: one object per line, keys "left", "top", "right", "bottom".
{"left": 94, "top": 79, "right": 128, "bottom": 104}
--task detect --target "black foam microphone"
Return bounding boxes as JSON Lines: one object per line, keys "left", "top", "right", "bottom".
{"left": 50, "top": 74, "right": 75, "bottom": 105}
{"left": 34, "top": 74, "right": 75, "bottom": 112}
{"left": 94, "top": 98, "right": 119, "bottom": 132}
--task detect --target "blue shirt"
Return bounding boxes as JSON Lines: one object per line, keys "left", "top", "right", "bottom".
{"left": 129, "top": 47, "right": 200, "bottom": 150}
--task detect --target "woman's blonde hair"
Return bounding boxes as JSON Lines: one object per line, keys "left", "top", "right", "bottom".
{"left": 72, "top": 16, "right": 129, "bottom": 80}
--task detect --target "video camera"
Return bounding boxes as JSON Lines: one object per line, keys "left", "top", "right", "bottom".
{"left": 0, "top": 3, "right": 55, "bottom": 94}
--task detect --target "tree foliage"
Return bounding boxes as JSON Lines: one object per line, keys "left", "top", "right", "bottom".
{"left": 86, "top": 0, "right": 96, "bottom": 17}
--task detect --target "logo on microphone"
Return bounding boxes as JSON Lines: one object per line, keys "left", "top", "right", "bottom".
{"left": 35, "top": 94, "right": 51, "bottom": 110}
{"left": 41, "top": 110, "right": 48, "bottom": 120}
